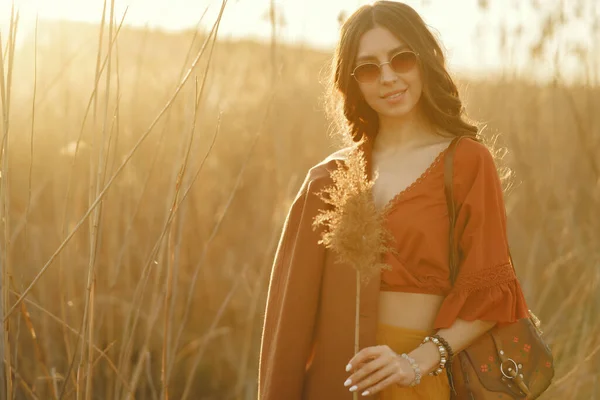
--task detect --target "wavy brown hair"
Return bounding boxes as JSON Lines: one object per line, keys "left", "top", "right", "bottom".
{"left": 325, "top": 1, "right": 479, "bottom": 145}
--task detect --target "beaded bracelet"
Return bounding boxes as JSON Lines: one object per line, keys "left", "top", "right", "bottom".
{"left": 400, "top": 353, "right": 421, "bottom": 387}
{"left": 420, "top": 336, "right": 448, "bottom": 376}
{"left": 432, "top": 334, "right": 456, "bottom": 392}
{"left": 432, "top": 334, "right": 454, "bottom": 364}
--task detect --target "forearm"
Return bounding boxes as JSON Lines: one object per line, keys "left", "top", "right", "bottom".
{"left": 407, "top": 318, "right": 497, "bottom": 375}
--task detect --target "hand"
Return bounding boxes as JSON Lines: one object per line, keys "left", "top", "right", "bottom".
{"left": 343, "top": 345, "right": 416, "bottom": 396}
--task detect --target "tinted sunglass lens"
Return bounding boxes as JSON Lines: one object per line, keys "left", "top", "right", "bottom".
{"left": 354, "top": 64, "right": 380, "bottom": 83}
{"left": 391, "top": 52, "right": 417, "bottom": 73}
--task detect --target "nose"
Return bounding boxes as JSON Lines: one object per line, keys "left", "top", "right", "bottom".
{"left": 379, "top": 63, "right": 397, "bottom": 84}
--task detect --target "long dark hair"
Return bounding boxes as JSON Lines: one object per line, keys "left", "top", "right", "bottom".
{"left": 325, "top": 1, "right": 479, "bottom": 144}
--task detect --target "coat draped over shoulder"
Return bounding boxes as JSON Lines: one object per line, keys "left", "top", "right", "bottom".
{"left": 258, "top": 144, "right": 381, "bottom": 400}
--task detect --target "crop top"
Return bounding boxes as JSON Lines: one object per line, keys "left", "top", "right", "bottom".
{"left": 379, "top": 137, "right": 530, "bottom": 329}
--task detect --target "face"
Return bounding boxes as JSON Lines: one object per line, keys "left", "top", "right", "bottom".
{"left": 353, "top": 25, "right": 423, "bottom": 122}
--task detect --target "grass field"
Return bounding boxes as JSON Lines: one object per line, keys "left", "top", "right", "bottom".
{"left": 0, "top": 6, "right": 599, "bottom": 400}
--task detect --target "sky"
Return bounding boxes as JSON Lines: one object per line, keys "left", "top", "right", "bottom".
{"left": 1, "top": 0, "right": 598, "bottom": 82}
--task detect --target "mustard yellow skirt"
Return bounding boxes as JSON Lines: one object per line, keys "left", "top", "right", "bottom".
{"left": 375, "top": 323, "right": 450, "bottom": 400}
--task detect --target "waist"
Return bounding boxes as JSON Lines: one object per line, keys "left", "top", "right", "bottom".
{"left": 378, "top": 291, "right": 445, "bottom": 331}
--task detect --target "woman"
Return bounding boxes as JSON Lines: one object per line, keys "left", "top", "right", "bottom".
{"left": 258, "top": 2, "right": 530, "bottom": 399}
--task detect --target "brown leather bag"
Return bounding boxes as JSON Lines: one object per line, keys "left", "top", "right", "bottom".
{"left": 442, "top": 136, "right": 555, "bottom": 399}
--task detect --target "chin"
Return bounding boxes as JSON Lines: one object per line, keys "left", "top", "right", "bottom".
{"left": 381, "top": 106, "right": 417, "bottom": 119}
{"left": 375, "top": 102, "right": 419, "bottom": 120}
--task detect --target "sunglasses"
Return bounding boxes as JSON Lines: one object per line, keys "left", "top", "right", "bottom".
{"left": 351, "top": 50, "right": 419, "bottom": 84}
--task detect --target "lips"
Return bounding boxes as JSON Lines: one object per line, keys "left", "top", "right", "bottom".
{"left": 381, "top": 89, "right": 408, "bottom": 98}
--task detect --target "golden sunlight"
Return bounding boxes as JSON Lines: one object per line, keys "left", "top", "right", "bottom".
{"left": 0, "top": 0, "right": 598, "bottom": 399}
{"left": 2, "top": 0, "right": 596, "bottom": 81}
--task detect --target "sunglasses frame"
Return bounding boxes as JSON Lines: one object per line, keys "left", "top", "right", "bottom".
{"left": 351, "top": 50, "right": 420, "bottom": 84}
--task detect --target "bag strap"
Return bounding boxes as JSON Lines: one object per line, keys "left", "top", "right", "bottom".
{"left": 443, "top": 136, "right": 517, "bottom": 287}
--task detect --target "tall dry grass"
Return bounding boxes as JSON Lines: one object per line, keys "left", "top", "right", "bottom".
{"left": 0, "top": 1, "right": 598, "bottom": 399}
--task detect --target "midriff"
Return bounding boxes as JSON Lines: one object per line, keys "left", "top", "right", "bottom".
{"left": 378, "top": 291, "right": 445, "bottom": 331}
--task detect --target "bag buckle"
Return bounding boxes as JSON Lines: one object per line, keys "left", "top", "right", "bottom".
{"left": 500, "top": 358, "right": 518, "bottom": 379}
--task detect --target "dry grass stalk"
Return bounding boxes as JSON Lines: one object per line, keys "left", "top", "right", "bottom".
{"left": 81, "top": 1, "right": 118, "bottom": 397}
{"left": 312, "top": 143, "right": 397, "bottom": 400}
{"left": 8, "top": 290, "right": 133, "bottom": 394}
{"left": 0, "top": 4, "right": 19, "bottom": 397}
{"left": 19, "top": 299, "right": 55, "bottom": 398}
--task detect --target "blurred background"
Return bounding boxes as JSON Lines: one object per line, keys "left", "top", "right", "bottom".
{"left": 0, "top": 0, "right": 598, "bottom": 398}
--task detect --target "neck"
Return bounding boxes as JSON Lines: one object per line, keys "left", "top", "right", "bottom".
{"left": 373, "top": 106, "right": 440, "bottom": 153}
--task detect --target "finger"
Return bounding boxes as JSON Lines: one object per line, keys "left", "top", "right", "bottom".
{"left": 346, "top": 346, "right": 382, "bottom": 371}
{"left": 351, "top": 363, "right": 396, "bottom": 395}
{"left": 346, "top": 346, "right": 385, "bottom": 372}
{"left": 361, "top": 373, "right": 400, "bottom": 396}
{"left": 353, "top": 360, "right": 369, "bottom": 371}
{"left": 345, "top": 354, "right": 390, "bottom": 390}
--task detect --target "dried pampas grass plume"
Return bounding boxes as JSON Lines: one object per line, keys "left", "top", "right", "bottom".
{"left": 311, "top": 143, "right": 398, "bottom": 281}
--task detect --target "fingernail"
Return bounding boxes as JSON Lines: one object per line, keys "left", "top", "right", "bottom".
{"left": 344, "top": 379, "right": 352, "bottom": 387}
{"left": 345, "top": 363, "right": 352, "bottom": 372}
{"left": 349, "top": 385, "right": 358, "bottom": 392}
{"left": 362, "top": 390, "right": 370, "bottom": 396}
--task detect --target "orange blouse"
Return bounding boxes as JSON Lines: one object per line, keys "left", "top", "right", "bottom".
{"left": 379, "top": 137, "right": 529, "bottom": 329}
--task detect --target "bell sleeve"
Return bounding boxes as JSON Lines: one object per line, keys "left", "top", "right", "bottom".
{"left": 258, "top": 168, "right": 327, "bottom": 400}
{"left": 433, "top": 139, "right": 530, "bottom": 330}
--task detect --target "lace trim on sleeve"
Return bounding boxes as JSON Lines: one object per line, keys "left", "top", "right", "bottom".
{"left": 453, "top": 262, "right": 516, "bottom": 293}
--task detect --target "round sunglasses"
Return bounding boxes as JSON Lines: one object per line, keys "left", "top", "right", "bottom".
{"left": 351, "top": 50, "right": 419, "bottom": 84}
